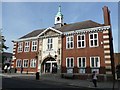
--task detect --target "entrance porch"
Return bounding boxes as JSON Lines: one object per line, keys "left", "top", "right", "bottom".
{"left": 41, "top": 57, "right": 57, "bottom": 74}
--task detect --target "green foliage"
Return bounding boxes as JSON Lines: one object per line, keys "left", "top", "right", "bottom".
{"left": 2, "top": 44, "right": 9, "bottom": 50}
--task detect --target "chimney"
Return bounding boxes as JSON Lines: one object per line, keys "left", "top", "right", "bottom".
{"left": 102, "top": 6, "right": 111, "bottom": 25}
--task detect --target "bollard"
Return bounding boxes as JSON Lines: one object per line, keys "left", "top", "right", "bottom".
{"left": 36, "top": 72, "right": 39, "bottom": 80}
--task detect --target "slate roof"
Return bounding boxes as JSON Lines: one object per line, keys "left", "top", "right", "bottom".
{"left": 19, "top": 29, "right": 45, "bottom": 39}
{"left": 2, "top": 52, "right": 13, "bottom": 58}
{"left": 19, "top": 20, "right": 104, "bottom": 39}
{"left": 58, "top": 20, "right": 104, "bottom": 32}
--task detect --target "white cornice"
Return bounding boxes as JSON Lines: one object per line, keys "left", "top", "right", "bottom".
{"left": 37, "top": 27, "right": 62, "bottom": 37}
{"left": 13, "top": 25, "right": 110, "bottom": 42}
{"left": 64, "top": 25, "right": 110, "bottom": 35}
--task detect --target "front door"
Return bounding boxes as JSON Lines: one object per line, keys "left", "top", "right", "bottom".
{"left": 52, "top": 63, "right": 57, "bottom": 73}
{"left": 45, "top": 61, "right": 57, "bottom": 73}
{"left": 45, "top": 63, "right": 50, "bottom": 73}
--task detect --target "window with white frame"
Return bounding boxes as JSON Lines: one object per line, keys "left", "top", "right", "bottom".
{"left": 77, "top": 57, "right": 86, "bottom": 67}
{"left": 31, "top": 41, "right": 37, "bottom": 51}
{"left": 23, "top": 59, "right": 29, "bottom": 68}
{"left": 66, "top": 57, "right": 74, "bottom": 73}
{"left": 17, "top": 42, "right": 23, "bottom": 52}
{"left": 77, "top": 35, "right": 86, "bottom": 48}
{"left": 24, "top": 41, "right": 30, "bottom": 52}
{"left": 66, "top": 57, "right": 74, "bottom": 68}
{"left": 89, "top": 33, "right": 98, "bottom": 47}
{"left": 77, "top": 57, "right": 86, "bottom": 73}
{"left": 90, "top": 57, "right": 100, "bottom": 68}
{"left": 16, "top": 59, "right": 22, "bottom": 67}
{"left": 90, "top": 57, "right": 100, "bottom": 73}
{"left": 66, "top": 36, "right": 74, "bottom": 49}
{"left": 30, "top": 59, "right": 36, "bottom": 68}
{"left": 47, "top": 38, "right": 53, "bottom": 50}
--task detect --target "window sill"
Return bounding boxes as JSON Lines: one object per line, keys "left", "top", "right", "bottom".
{"left": 66, "top": 67, "right": 74, "bottom": 69}
{"left": 23, "top": 67, "right": 29, "bottom": 68}
{"left": 90, "top": 67, "right": 100, "bottom": 68}
{"left": 24, "top": 51, "right": 30, "bottom": 52}
{"left": 78, "top": 67, "right": 86, "bottom": 69}
{"left": 77, "top": 47, "right": 86, "bottom": 49}
{"left": 30, "top": 67, "right": 36, "bottom": 68}
{"left": 89, "top": 46, "right": 99, "bottom": 48}
{"left": 66, "top": 48, "right": 74, "bottom": 50}
{"left": 31, "top": 50, "right": 37, "bottom": 52}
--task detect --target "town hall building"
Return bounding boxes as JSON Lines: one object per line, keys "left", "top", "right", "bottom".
{"left": 12, "top": 6, "right": 114, "bottom": 80}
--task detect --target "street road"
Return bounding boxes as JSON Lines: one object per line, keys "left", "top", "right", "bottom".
{"left": 2, "top": 76, "right": 119, "bottom": 90}
{"left": 2, "top": 77, "right": 80, "bottom": 89}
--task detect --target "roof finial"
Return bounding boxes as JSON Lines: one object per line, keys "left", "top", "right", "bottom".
{"left": 58, "top": 5, "right": 61, "bottom": 12}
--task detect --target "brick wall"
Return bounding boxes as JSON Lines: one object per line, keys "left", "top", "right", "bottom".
{"left": 61, "top": 32, "right": 108, "bottom": 74}
{"left": 13, "top": 40, "right": 39, "bottom": 73}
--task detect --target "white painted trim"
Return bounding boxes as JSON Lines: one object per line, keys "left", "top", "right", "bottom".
{"left": 103, "top": 30, "right": 109, "bottom": 34}
{"left": 104, "top": 45, "right": 110, "bottom": 49}
{"left": 24, "top": 41, "right": 30, "bottom": 52}
{"left": 105, "top": 55, "right": 111, "bottom": 59}
{"left": 30, "top": 59, "right": 37, "bottom": 68}
{"left": 77, "top": 34, "right": 86, "bottom": 48}
{"left": 12, "top": 56, "right": 16, "bottom": 60}
{"left": 64, "top": 25, "right": 110, "bottom": 35}
{"left": 66, "top": 36, "right": 74, "bottom": 49}
{"left": 105, "top": 66, "right": 111, "bottom": 69}
{"left": 103, "top": 35, "right": 109, "bottom": 39}
{"left": 37, "top": 27, "right": 62, "bottom": 37}
{"left": 89, "top": 33, "right": 99, "bottom": 47}
{"left": 77, "top": 57, "right": 86, "bottom": 68}
{"left": 104, "top": 50, "right": 110, "bottom": 53}
{"left": 23, "top": 59, "right": 29, "bottom": 68}
{"left": 16, "top": 59, "right": 22, "bottom": 68}
{"left": 106, "top": 71, "right": 112, "bottom": 74}
{"left": 11, "top": 62, "right": 14, "bottom": 64}
{"left": 105, "top": 61, "right": 111, "bottom": 64}
{"left": 13, "top": 26, "right": 110, "bottom": 42}
{"left": 66, "top": 57, "right": 74, "bottom": 68}
{"left": 46, "top": 61, "right": 57, "bottom": 63}
{"left": 103, "top": 40, "right": 109, "bottom": 44}
{"left": 31, "top": 40, "right": 38, "bottom": 52}
{"left": 11, "top": 66, "right": 14, "bottom": 68}
{"left": 17, "top": 42, "right": 23, "bottom": 53}
{"left": 13, "top": 49, "right": 16, "bottom": 52}
{"left": 90, "top": 56, "right": 100, "bottom": 68}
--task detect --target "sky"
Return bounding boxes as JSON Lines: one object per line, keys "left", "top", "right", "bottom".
{"left": 1, "top": 2, "right": 119, "bottom": 53}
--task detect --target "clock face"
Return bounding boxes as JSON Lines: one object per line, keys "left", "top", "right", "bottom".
{"left": 57, "top": 17, "right": 60, "bottom": 21}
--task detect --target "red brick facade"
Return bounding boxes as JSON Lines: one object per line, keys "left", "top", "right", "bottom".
{"left": 12, "top": 40, "right": 39, "bottom": 73}
{"left": 11, "top": 6, "right": 115, "bottom": 81}
{"left": 61, "top": 32, "right": 106, "bottom": 74}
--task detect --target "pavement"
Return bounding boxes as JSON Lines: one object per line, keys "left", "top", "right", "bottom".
{"left": 1, "top": 73, "right": 120, "bottom": 89}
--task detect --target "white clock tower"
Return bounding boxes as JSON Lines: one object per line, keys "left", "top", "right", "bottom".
{"left": 54, "top": 5, "right": 63, "bottom": 28}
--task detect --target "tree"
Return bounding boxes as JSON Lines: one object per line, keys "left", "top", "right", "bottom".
{"left": 0, "top": 29, "right": 9, "bottom": 52}
{"left": 0, "top": 29, "right": 9, "bottom": 70}
{"left": 1, "top": 36, "right": 9, "bottom": 51}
